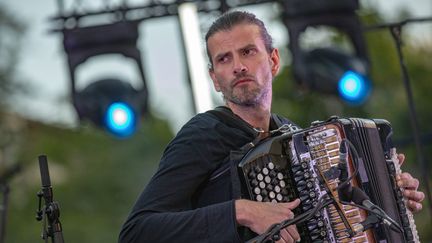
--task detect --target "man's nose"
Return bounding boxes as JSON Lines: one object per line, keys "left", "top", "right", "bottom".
{"left": 233, "top": 57, "right": 248, "bottom": 75}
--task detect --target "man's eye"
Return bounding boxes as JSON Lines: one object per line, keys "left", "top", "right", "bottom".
{"left": 218, "top": 56, "right": 229, "bottom": 63}
{"left": 243, "top": 48, "right": 257, "bottom": 56}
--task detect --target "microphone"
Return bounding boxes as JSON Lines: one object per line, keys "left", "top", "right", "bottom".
{"left": 39, "top": 155, "right": 53, "bottom": 203}
{"left": 350, "top": 187, "right": 403, "bottom": 233}
{"left": 337, "top": 140, "right": 352, "bottom": 202}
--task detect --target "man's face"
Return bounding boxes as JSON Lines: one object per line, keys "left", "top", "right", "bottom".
{"left": 207, "top": 23, "right": 280, "bottom": 107}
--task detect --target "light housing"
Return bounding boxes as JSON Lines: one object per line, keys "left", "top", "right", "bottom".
{"left": 281, "top": 0, "right": 371, "bottom": 105}
{"left": 73, "top": 78, "right": 146, "bottom": 138}
{"left": 299, "top": 47, "right": 371, "bottom": 104}
{"left": 62, "top": 21, "right": 149, "bottom": 137}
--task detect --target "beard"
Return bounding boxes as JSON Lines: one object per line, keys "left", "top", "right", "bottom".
{"left": 220, "top": 74, "right": 271, "bottom": 107}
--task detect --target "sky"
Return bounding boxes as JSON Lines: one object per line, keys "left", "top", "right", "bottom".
{"left": 1, "top": 0, "right": 432, "bottom": 133}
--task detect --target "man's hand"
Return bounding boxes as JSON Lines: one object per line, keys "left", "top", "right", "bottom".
{"left": 235, "top": 199, "right": 301, "bottom": 243}
{"left": 396, "top": 153, "right": 425, "bottom": 213}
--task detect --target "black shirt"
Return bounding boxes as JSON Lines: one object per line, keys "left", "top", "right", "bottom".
{"left": 119, "top": 107, "right": 294, "bottom": 243}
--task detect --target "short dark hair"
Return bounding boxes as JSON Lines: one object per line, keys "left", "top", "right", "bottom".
{"left": 205, "top": 11, "right": 274, "bottom": 70}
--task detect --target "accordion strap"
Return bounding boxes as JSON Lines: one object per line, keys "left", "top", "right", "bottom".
{"left": 206, "top": 107, "right": 298, "bottom": 199}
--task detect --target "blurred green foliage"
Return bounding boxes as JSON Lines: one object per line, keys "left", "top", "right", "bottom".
{"left": 1, "top": 4, "right": 431, "bottom": 243}
{"left": 6, "top": 117, "right": 173, "bottom": 243}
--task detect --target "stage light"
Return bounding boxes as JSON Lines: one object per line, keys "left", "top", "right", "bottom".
{"left": 61, "top": 21, "right": 149, "bottom": 137}
{"left": 338, "top": 71, "right": 370, "bottom": 104}
{"left": 281, "top": 0, "right": 371, "bottom": 105}
{"left": 105, "top": 102, "right": 136, "bottom": 137}
{"left": 73, "top": 78, "right": 146, "bottom": 138}
{"left": 297, "top": 47, "right": 371, "bottom": 105}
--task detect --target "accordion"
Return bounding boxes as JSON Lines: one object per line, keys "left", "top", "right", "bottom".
{"left": 238, "top": 117, "right": 420, "bottom": 243}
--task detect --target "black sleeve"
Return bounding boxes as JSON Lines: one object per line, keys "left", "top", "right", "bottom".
{"left": 119, "top": 115, "right": 245, "bottom": 243}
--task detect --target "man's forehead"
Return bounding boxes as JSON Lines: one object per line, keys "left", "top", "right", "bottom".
{"left": 209, "top": 23, "right": 261, "bottom": 41}
{"left": 207, "top": 24, "right": 262, "bottom": 55}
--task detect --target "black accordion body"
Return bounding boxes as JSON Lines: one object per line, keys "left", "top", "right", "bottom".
{"left": 238, "top": 117, "right": 420, "bottom": 243}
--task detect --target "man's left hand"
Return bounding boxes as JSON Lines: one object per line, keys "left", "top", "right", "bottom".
{"left": 396, "top": 153, "right": 425, "bottom": 213}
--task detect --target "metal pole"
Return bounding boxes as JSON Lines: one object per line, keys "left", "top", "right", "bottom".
{"left": 389, "top": 25, "right": 432, "bottom": 220}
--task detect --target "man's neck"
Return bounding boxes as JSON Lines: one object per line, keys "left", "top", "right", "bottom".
{"left": 227, "top": 102, "right": 271, "bottom": 132}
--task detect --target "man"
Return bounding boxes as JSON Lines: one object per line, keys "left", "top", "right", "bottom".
{"left": 119, "top": 11, "right": 424, "bottom": 243}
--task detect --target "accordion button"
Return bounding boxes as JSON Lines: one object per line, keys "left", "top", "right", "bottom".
{"left": 276, "top": 194, "right": 283, "bottom": 201}
{"left": 257, "top": 173, "right": 264, "bottom": 181}
{"left": 279, "top": 180, "right": 286, "bottom": 188}
{"left": 302, "top": 203, "right": 312, "bottom": 211}
{"left": 266, "top": 184, "right": 274, "bottom": 191}
{"left": 292, "top": 165, "right": 302, "bottom": 173}
{"left": 262, "top": 167, "right": 269, "bottom": 175}
{"left": 277, "top": 173, "right": 284, "bottom": 180}
{"left": 398, "top": 201, "right": 406, "bottom": 211}
{"left": 254, "top": 166, "right": 261, "bottom": 173}
{"left": 401, "top": 215, "right": 410, "bottom": 226}
{"left": 309, "top": 191, "right": 316, "bottom": 198}
{"left": 265, "top": 176, "right": 271, "bottom": 184}
{"left": 261, "top": 189, "right": 268, "bottom": 197}
{"left": 397, "top": 190, "right": 403, "bottom": 198}
{"left": 254, "top": 187, "right": 261, "bottom": 195}
{"left": 256, "top": 195, "right": 263, "bottom": 202}
{"left": 251, "top": 179, "right": 259, "bottom": 187}
{"left": 405, "top": 228, "right": 414, "bottom": 240}
{"left": 274, "top": 185, "right": 281, "bottom": 193}
{"left": 259, "top": 181, "right": 266, "bottom": 189}
{"left": 269, "top": 191, "right": 276, "bottom": 199}
{"left": 268, "top": 162, "right": 275, "bottom": 170}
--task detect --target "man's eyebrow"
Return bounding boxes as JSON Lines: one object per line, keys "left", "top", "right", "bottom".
{"left": 212, "top": 44, "right": 258, "bottom": 61}
{"left": 239, "top": 44, "right": 257, "bottom": 51}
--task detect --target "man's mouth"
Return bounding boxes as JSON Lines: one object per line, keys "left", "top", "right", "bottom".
{"left": 233, "top": 78, "right": 254, "bottom": 87}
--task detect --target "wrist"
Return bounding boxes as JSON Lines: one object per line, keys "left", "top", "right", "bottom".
{"left": 235, "top": 199, "right": 253, "bottom": 227}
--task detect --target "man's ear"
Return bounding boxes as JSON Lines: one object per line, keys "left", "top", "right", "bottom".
{"left": 209, "top": 69, "right": 221, "bottom": 92}
{"left": 270, "top": 48, "right": 280, "bottom": 76}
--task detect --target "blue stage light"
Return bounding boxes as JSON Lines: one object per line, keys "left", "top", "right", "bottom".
{"left": 105, "top": 102, "right": 136, "bottom": 137}
{"left": 338, "top": 71, "right": 370, "bottom": 104}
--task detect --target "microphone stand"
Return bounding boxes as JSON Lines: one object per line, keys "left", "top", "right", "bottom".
{"left": 35, "top": 155, "right": 65, "bottom": 243}
{"left": 365, "top": 16, "right": 432, "bottom": 220}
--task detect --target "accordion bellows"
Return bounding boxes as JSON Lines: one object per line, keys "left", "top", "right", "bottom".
{"left": 238, "top": 117, "right": 419, "bottom": 243}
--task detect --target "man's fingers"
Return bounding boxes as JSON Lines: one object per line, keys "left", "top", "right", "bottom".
{"left": 279, "top": 226, "right": 300, "bottom": 243}
{"left": 397, "top": 173, "right": 419, "bottom": 190}
{"left": 279, "top": 229, "right": 293, "bottom": 243}
{"left": 408, "top": 200, "right": 423, "bottom": 213}
{"left": 286, "top": 225, "right": 300, "bottom": 242}
{"left": 285, "top": 199, "right": 301, "bottom": 209}
{"left": 403, "top": 189, "right": 425, "bottom": 202}
{"left": 397, "top": 153, "right": 405, "bottom": 166}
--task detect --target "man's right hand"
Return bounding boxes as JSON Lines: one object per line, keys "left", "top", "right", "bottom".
{"left": 235, "top": 199, "right": 301, "bottom": 243}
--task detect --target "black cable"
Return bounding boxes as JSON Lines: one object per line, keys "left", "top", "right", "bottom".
{"left": 249, "top": 196, "right": 334, "bottom": 243}
{"left": 334, "top": 138, "right": 360, "bottom": 192}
